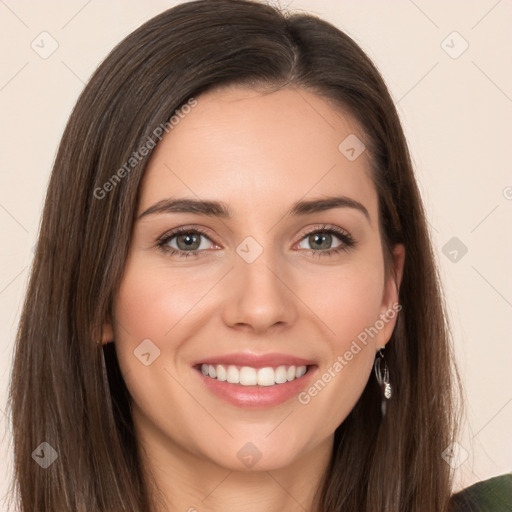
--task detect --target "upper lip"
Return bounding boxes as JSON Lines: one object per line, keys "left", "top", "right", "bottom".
{"left": 193, "top": 352, "right": 316, "bottom": 368}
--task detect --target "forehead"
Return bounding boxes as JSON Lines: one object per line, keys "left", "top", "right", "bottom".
{"left": 138, "top": 86, "right": 378, "bottom": 219}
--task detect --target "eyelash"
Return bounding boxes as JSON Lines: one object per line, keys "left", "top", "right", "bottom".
{"left": 156, "top": 224, "right": 356, "bottom": 259}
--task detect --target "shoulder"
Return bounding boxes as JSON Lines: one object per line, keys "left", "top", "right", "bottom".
{"left": 449, "top": 473, "right": 512, "bottom": 511}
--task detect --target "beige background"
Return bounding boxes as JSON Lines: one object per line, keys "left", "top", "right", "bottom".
{"left": 1, "top": 0, "right": 511, "bottom": 506}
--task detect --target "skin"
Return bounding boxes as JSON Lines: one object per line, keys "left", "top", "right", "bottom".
{"left": 103, "top": 85, "right": 405, "bottom": 512}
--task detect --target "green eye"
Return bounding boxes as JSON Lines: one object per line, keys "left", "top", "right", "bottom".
{"left": 158, "top": 228, "right": 214, "bottom": 258}
{"left": 296, "top": 226, "right": 355, "bottom": 257}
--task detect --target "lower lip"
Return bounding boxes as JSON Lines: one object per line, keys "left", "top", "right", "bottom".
{"left": 195, "top": 366, "right": 318, "bottom": 408}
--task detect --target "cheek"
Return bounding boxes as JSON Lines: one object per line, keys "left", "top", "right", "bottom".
{"left": 110, "top": 258, "right": 211, "bottom": 441}
{"left": 114, "top": 258, "right": 210, "bottom": 346}
{"left": 308, "top": 259, "right": 385, "bottom": 345}
{"left": 296, "top": 258, "right": 385, "bottom": 427}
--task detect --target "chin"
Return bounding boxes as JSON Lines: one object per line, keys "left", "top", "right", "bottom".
{"left": 199, "top": 436, "right": 309, "bottom": 472}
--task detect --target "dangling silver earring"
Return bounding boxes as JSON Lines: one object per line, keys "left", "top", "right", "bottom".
{"left": 374, "top": 347, "right": 392, "bottom": 417}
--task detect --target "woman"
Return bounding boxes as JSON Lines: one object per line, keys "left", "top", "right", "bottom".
{"left": 7, "top": 0, "right": 510, "bottom": 510}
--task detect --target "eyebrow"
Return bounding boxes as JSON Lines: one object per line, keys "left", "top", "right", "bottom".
{"left": 137, "top": 195, "right": 370, "bottom": 221}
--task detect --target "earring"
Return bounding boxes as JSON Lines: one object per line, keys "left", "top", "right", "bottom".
{"left": 374, "top": 347, "right": 392, "bottom": 417}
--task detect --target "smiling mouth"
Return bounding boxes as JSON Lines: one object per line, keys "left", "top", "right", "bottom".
{"left": 195, "top": 363, "right": 313, "bottom": 387}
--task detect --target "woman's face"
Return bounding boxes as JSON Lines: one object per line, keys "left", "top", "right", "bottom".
{"left": 104, "top": 85, "right": 404, "bottom": 472}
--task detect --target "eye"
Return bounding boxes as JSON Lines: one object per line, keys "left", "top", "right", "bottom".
{"left": 296, "top": 225, "right": 355, "bottom": 256}
{"left": 157, "top": 227, "right": 217, "bottom": 258}
{"left": 156, "top": 224, "right": 356, "bottom": 259}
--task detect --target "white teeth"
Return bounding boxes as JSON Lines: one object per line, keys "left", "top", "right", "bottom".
{"left": 257, "top": 367, "right": 275, "bottom": 386}
{"left": 226, "top": 365, "right": 239, "bottom": 384}
{"left": 216, "top": 364, "right": 227, "bottom": 381}
{"left": 296, "top": 366, "right": 307, "bottom": 378}
{"left": 239, "top": 366, "right": 257, "bottom": 385}
{"left": 275, "top": 366, "right": 288, "bottom": 384}
{"left": 200, "top": 363, "right": 308, "bottom": 386}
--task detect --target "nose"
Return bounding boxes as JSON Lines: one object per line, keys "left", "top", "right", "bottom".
{"left": 221, "top": 248, "right": 298, "bottom": 335}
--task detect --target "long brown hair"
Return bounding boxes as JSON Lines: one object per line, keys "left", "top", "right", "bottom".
{"left": 7, "top": 1, "right": 464, "bottom": 510}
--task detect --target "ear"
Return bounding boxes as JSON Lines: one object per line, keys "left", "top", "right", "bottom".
{"left": 377, "top": 243, "right": 405, "bottom": 348}
{"left": 101, "top": 315, "right": 114, "bottom": 345}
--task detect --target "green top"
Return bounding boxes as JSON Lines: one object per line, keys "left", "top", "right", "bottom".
{"left": 450, "top": 473, "right": 512, "bottom": 511}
